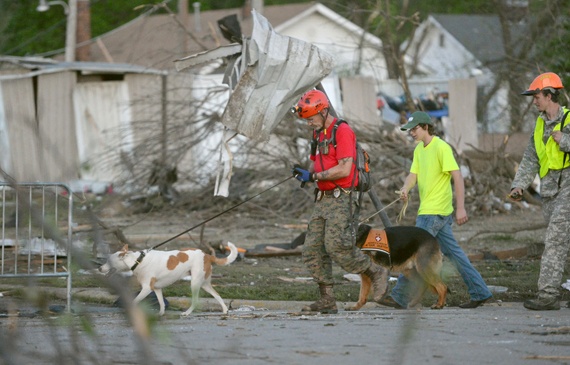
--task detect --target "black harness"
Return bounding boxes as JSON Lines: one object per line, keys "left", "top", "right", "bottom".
{"left": 557, "top": 110, "right": 570, "bottom": 188}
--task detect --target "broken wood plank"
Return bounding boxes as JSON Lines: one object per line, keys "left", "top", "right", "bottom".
{"left": 245, "top": 248, "right": 302, "bottom": 258}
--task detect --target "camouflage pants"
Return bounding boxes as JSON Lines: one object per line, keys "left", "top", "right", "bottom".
{"left": 302, "top": 192, "right": 371, "bottom": 285}
{"left": 537, "top": 186, "right": 570, "bottom": 299}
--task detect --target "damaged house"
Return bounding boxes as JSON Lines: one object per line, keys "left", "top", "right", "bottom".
{"left": 1, "top": 1, "right": 393, "bottom": 191}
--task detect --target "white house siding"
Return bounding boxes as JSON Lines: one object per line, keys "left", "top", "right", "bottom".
{"left": 408, "top": 26, "right": 497, "bottom": 126}
{"left": 124, "top": 73, "right": 163, "bottom": 185}
{"left": 481, "top": 80, "right": 512, "bottom": 133}
{"left": 37, "top": 71, "right": 79, "bottom": 182}
{"left": 340, "top": 76, "right": 379, "bottom": 129}
{"left": 446, "top": 78, "right": 479, "bottom": 152}
{"left": 186, "top": 74, "right": 230, "bottom": 188}
{"left": 73, "top": 81, "right": 134, "bottom": 183}
{"left": 0, "top": 78, "right": 43, "bottom": 181}
{"left": 406, "top": 16, "right": 513, "bottom": 133}
{"left": 411, "top": 22, "right": 481, "bottom": 80}
{"left": 278, "top": 13, "right": 387, "bottom": 81}
{"left": 117, "top": 72, "right": 231, "bottom": 190}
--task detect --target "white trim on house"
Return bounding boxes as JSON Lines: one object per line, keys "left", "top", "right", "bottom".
{"left": 426, "top": 15, "right": 486, "bottom": 73}
{"left": 275, "top": 3, "right": 382, "bottom": 48}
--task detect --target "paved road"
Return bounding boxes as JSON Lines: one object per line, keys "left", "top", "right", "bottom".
{"left": 2, "top": 300, "right": 570, "bottom": 365}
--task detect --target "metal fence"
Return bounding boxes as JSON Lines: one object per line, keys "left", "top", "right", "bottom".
{"left": 0, "top": 183, "right": 73, "bottom": 311}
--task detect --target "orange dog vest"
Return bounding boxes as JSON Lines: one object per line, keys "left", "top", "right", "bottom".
{"left": 361, "top": 229, "right": 390, "bottom": 254}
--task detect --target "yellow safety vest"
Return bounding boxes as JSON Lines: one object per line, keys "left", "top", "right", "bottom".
{"left": 534, "top": 108, "right": 570, "bottom": 178}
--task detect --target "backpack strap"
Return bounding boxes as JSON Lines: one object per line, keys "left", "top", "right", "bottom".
{"left": 330, "top": 119, "right": 347, "bottom": 147}
{"left": 560, "top": 110, "right": 569, "bottom": 165}
{"left": 310, "top": 128, "right": 321, "bottom": 157}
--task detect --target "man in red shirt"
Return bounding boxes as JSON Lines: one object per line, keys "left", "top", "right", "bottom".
{"left": 292, "top": 90, "right": 389, "bottom": 313}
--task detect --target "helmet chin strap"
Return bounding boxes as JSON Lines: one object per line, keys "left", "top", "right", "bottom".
{"left": 319, "top": 109, "right": 330, "bottom": 128}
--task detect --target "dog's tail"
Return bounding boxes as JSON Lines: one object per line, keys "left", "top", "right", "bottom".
{"left": 212, "top": 242, "right": 238, "bottom": 266}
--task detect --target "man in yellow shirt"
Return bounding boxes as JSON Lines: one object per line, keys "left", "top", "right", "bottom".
{"left": 380, "top": 111, "right": 492, "bottom": 309}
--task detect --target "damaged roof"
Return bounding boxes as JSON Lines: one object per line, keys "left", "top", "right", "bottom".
{"left": 0, "top": 56, "right": 165, "bottom": 80}
{"left": 88, "top": 2, "right": 316, "bottom": 70}
{"left": 429, "top": 14, "right": 528, "bottom": 69}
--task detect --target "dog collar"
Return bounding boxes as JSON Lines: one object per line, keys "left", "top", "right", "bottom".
{"left": 130, "top": 251, "right": 146, "bottom": 271}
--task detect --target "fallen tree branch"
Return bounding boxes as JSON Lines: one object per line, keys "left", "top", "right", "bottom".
{"left": 467, "top": 223, "right": 546, "bottom": 244}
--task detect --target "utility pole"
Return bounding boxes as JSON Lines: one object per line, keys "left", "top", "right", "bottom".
{"left": 65, "top": 0, "right": 77, "bottom": 62}
{"left": 37, "top": 0, "right": 76, "bottom": 62}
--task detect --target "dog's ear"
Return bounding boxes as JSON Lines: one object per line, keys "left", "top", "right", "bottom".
{"left": 119, "top": 245, "right": 128, "bottom": 258}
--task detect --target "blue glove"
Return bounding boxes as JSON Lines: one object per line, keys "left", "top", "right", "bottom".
{"left": 292, "top": 165, "right": 313, "bottom": 183}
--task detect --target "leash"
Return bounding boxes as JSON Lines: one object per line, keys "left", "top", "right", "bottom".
{"left": 359, "top": 190, "right": 409, "bottom": 224}
{"left": 150, "top": 175, "right": 295, "bottom": 250}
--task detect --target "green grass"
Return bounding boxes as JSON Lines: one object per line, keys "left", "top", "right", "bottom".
{"left": 3, "top": 255, "right": 569, "bottom": 308}
{"left": 485, "top": 235, "right": 515, "bottom": 241}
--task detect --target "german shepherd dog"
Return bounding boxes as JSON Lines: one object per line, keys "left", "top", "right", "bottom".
{"left": 347, "top": 224, "right": 447, "bottom": 310}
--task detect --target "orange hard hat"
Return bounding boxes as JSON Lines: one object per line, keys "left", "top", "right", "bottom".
{"left": 521, "top": 72, "right": 564, "bottom": 95}
{"left": 293, "top": 90, "right": 330, "bottom": 119}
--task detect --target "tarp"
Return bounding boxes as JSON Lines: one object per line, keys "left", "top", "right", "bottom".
{"left": 175, "top": 10, "right": 334, "bottom": 196}
{"left": 175, "top": 10, "right": 334, "bottom": 142}
{"left": 220, "top": 10, "right": 334, "bottom": 141}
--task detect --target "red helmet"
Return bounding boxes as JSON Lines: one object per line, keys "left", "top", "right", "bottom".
{"left": 293, "top": 90, "right": 330, "bottom": 119}
{"left": 521, "top": 72, "right": 564, "bottom": 95}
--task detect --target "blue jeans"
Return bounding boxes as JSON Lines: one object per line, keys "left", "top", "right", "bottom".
{"left": 390, "top": 214, "right": 492, "bottom": 306}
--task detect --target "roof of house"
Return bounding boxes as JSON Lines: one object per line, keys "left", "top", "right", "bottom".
{"left": 429, "top": 14, "right": 527, "bottom": 69}
{"left": 0, "top": 56, "right": 166, "bottom": 81}
{"left": 89, "top": 2, "right": 317, "bottom": 70}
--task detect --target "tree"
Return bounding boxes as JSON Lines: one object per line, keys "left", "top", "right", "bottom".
{"left": 0, "top": 0, "right": 149, "bottom": 57}
{"left": 485, "top": 0, "right": 566, "bottom": 131}
{"left": 323, "top": 0, "right": 569, "bottom": 131}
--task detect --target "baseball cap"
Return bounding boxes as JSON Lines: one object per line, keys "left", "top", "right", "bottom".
{"left": 400, "top": 111, "right": 433, "bottom": 131}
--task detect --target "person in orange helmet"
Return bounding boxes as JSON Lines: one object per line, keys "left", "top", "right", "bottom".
{"left": 510, "top": 72, "right": 570, "bottom": 310}
{"left": 291, "top": 89, "right": 389, "bottom": 314}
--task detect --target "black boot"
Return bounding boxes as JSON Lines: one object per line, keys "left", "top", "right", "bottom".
{"left": 524, "top": 296, "right": 560, "bottom": 310}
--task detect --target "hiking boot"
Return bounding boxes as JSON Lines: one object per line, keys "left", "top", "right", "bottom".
{"left": 363, "top": 263, "right": 390, "bottom": 302}
{"left": 459, "top": 296, "right": 491, "bottom": 309}
{"left": 301, "top": 284, "right": 338, "bottom": 314}
{"left": 524, "top": 297, "right": 560, "bottom": 311}
{"left": 377, "top": 295, "right": 403, "bottom": 309}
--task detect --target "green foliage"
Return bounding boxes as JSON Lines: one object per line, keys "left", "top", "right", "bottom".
{"left": 541, "top": 14, "right": 570, "bottom": 90}
{"left": 0, "top": 0, "right": 149, "bottom": 56}
{"left": 0, "top": 0, "right": 67, "bottom": 56}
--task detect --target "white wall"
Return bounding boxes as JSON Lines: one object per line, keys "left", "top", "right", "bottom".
{"left": 278, "top": 13, "right": 388, "bottom": 80}
{"left": 73, "top": 81, "right": 134, "bottom": 183}
{"left": 0, "top": 81, "right": 12, "bottom": 176}
{"left": 410, "top": 21, "right": 481, "bottom": 80}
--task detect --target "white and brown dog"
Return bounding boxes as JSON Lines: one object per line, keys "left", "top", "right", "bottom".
{"left": 99, "top": 242, "right": 238, "bottom": 316}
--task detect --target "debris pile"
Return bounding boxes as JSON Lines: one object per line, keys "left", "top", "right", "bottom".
{"left": 142, "top": 121, "right": 533, "bottom": 227}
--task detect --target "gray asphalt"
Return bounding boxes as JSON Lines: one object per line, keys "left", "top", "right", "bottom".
{"left": 2, "top": 293, "right": 570, "bottom": 365}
